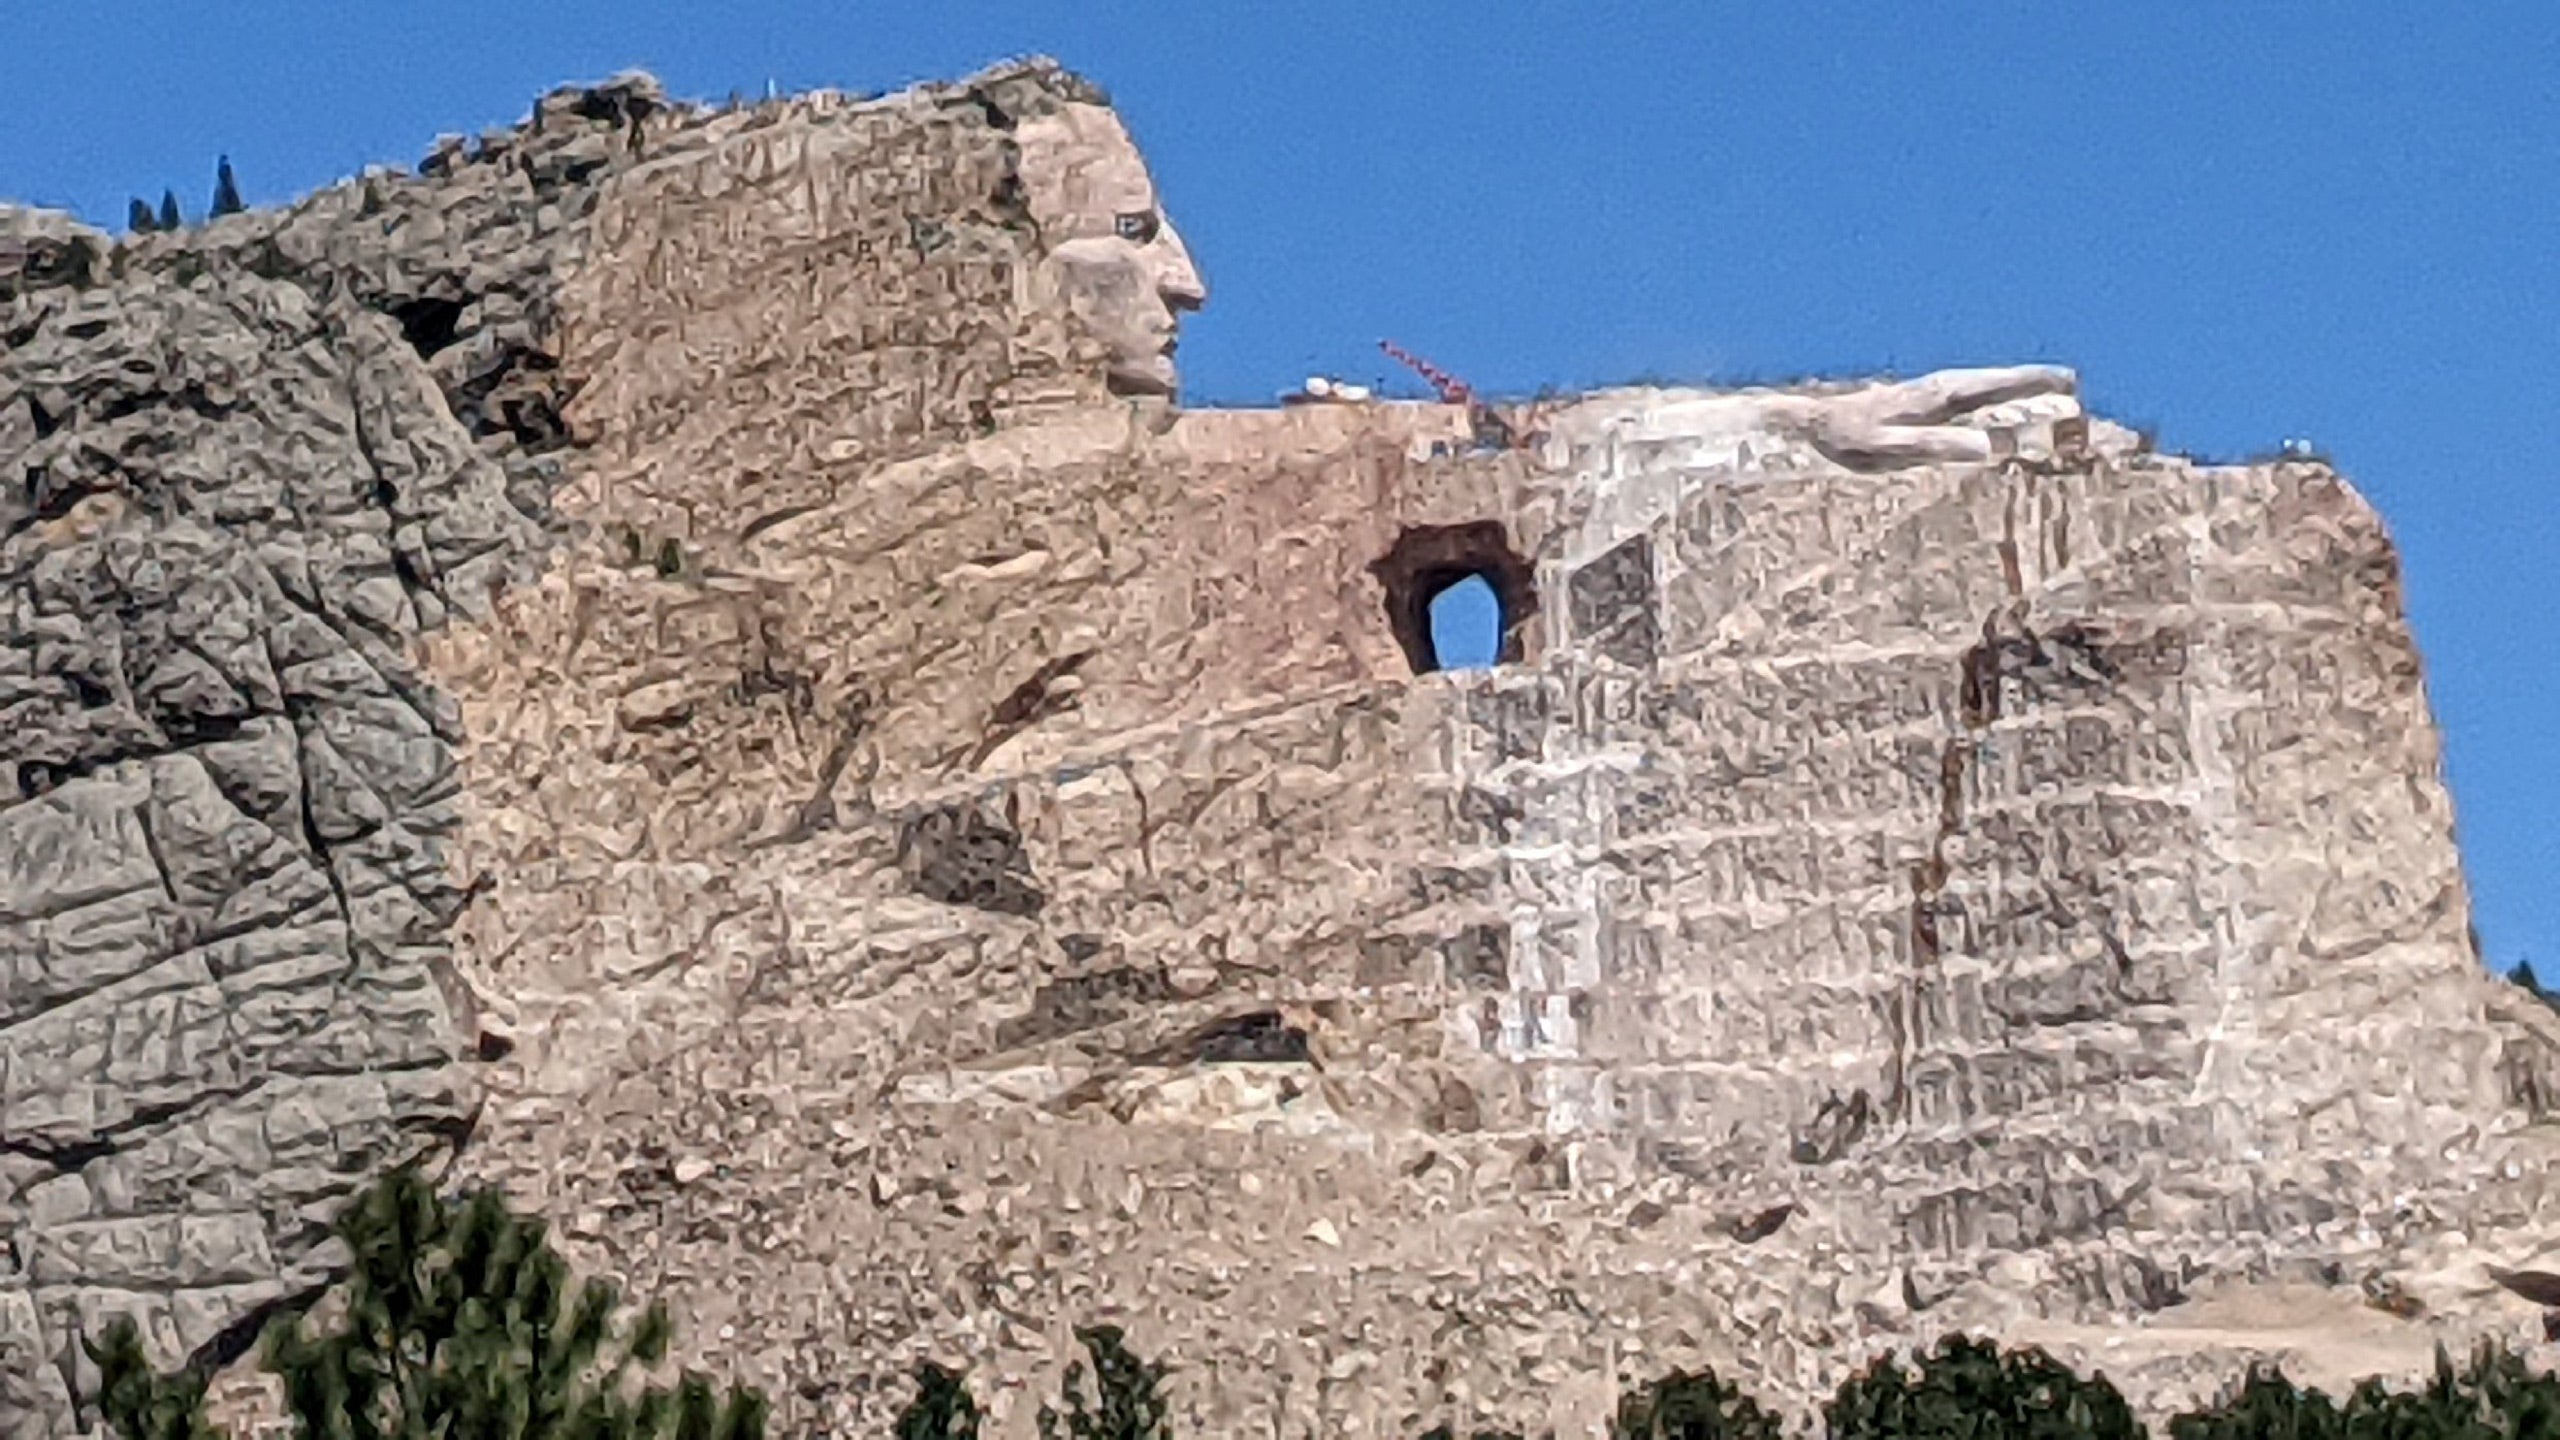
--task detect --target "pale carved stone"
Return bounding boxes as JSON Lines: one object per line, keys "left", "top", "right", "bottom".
{"left": 1545, "top": 362, "right": 2135, "bottom": 477}
{"left": 1013, "top": 100, "right": 1209, "bottom": 398}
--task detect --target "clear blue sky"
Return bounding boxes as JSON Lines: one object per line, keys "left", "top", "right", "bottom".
{"left": 7, "top": 5, "right": 2553, "bottom": 982}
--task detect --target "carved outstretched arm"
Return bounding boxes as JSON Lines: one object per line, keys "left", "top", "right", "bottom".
{"left": 1568, "top": 363, "right": 2083, "bottom": 471}
{"left": 1811, "top": 364, "right": 2079, "bottom": 469}
{"left": 1858, "top": 365, "right": 2077, "bottom": 426}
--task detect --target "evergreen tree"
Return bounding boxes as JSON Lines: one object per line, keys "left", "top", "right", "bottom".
{"left": 2170, "top": 1342, "right": 2560, "bottom": 1439}
{"left": 157, "top": 189, "right": 180, "bottom": 231}
{"left": 1037, "top": 1325, "right": 1170, "bottom": 1440}
{"left": 79, "top": 1316, "right": 223, "bottom": 1440}
{"left": 1825, "top": 1334, "right": 2143, "bottom": 1440}
{"left": 2505, "top": 960, "right": 2560, "bottom": 1018}
{"left": 127, "top": 197, "right": 157, "bottom": 233}
{"left": 211, "top": 156, "right": 243, "bottom": 217}
{"left": 895, "top": 1360, "right": 982, "bottom": 1440}
{"left": 257, "top": 1163, "right": 768, "bottom": 1439}
{"left": 2167, "top": 1367, "right": 2350, "bottom": 1440}
{"left": 1612, "top": 1367, "right": 1786, "bottom": 1440}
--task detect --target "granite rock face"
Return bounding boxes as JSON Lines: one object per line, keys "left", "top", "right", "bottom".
{"left": 0, "top": 76, "right": 661, "bottom": 1434}
{"left": 10, "top": 59, "right": 2560, "bottom": 1440}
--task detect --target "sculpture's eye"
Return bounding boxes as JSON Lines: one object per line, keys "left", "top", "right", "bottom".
{"left": 1114, "top": 210, "right": 1160, "bottom": 244}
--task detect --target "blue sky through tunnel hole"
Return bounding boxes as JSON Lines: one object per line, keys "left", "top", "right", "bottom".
{"left": 1427, "top": 572, "right": 1503, "bottom": 671}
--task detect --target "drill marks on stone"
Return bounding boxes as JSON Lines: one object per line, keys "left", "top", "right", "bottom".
{"left": 1550, "top": 461, "right": 2231, "bottom": 1246}
{"left": 2182, "top": 508, "right": 2271, "bottom": 1119}
{"left": 1888, "top": 602, "right": 2194, "bottom": 1177}
{"left": 1894, "top": 609, "right": 2126, "bottom": 1115}
{"left": 457, "top": 394, "right": 2477, "bottom": 1436}
{"left": 1440, "top": 667, "right": 1651, "bottom": 1142}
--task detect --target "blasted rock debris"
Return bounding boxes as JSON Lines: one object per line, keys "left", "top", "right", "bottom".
{"left": 7, "top": 57, "right": 2560, "bottom": 1440}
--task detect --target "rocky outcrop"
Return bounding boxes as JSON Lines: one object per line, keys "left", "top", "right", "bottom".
{"left": 414, "top": 376, "right": 2560, "bottom": 1436}
{"left": 11, "top": 58, "right": 2559, "bottom": 1440}
{"left": 1, "top": 58, "right": 1126, "bottom": 1437}
{"left": 0, "top": 77, "right": 669, "bottom": 1435}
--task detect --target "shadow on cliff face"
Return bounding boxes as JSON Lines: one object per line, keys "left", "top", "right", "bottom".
{"left": 899, "top": 799, "right": 1046, "bottom": 916}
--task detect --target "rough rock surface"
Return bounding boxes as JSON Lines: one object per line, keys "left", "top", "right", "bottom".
{"left": 3, "top": 73, "right": 675, "bottom": 1432}
{"left": 10, "top": 59, "right": 2560, "bottom": 1440}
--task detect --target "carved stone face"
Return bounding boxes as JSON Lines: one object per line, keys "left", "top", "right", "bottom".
{"left": 1015, "top": 102, "right": 1208, "bottom": 398}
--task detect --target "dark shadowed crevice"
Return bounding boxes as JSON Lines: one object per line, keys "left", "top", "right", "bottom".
{"left": 1442, "top": 924, "right": 1510, "bottom": 990}
{"left": 1789, "top": 1087, "right": 1873, "bottom": 1165}
{"left": 899, "top": 799, "right": 1045, "bottom": 916}
{"left": 1143, "top": 1010, "right": 1311, "bottom": 1066}
{"left": 997, "top": 965, "right": 1176, "bottom": 1049}
{"left": 450, "top": 344, "right": 572, "bottom": 453}
{"left": 1567, "top": 532, "right": 1659, "bottom": 668}
{"left": 566, "top": 83, "right": 659, "bottom": 127}
{"left": 1730, "top": 1201, "right": 1797, "bottom": 1243}
{"left": 387, "top": 295, "right": 466, "bottom": 359}
{"left": 187, "top": 1288, "right": 312, "bottom": 1374}
{"left": 96, "top": 381, "right": 241, "bottom": 424}
{"left": 0, "top": 1135, "right": 115, "bottom": 1175}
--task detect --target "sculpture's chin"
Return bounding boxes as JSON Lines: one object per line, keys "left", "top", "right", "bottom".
{"left": 1106, "top": 359, "right": 1179, "bottom": 399}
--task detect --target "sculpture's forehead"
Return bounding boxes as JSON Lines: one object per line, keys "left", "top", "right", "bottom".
{"left": 1014, "top": 103, "right": 1158, "bottom": 227}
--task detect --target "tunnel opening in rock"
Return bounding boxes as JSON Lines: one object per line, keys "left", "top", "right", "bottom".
{"left": 1370, "top": 521, "right": 1536, "bottom": 675}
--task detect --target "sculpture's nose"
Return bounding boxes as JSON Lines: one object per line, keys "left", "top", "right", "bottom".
{"left": 1156, "top": 222, "right": 1207, "bottom": 313}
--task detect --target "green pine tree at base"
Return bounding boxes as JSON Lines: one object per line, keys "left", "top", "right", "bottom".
{"left": 1825, "top": 1334, "right": 2144, "bottom": 1440}
{"left": 2169, "top": 1341, "right": 2560, "bottom": 1439}
{"left": 895, "top": 1360, "right": 983, "bottom": 1440}
{"left": 80, "top": 1317, "right": 224, "bottom": 1440}
{"left": 1038, "top": 1325, "right": 1171, "bottom": 1440}
{"left": 1612, "top": 1367, "right": 1787, "bottom": 1440}
{"left": 252, "top": 1163, "right": 767, "bottom": 1439}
